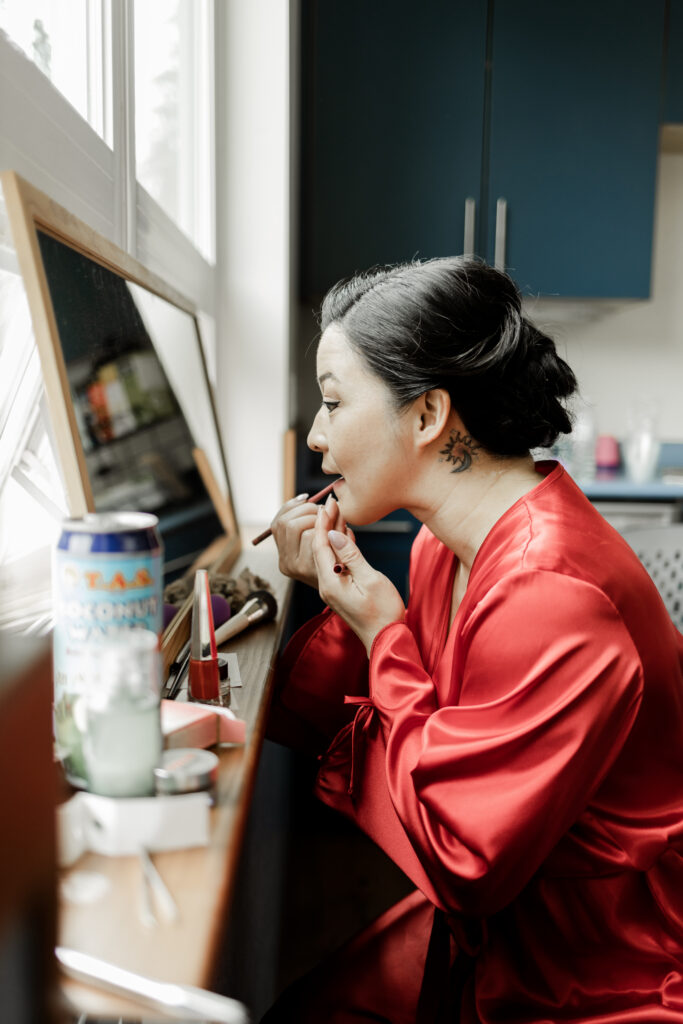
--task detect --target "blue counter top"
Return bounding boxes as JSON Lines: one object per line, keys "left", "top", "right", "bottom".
{"left": 575, "top": 443, "right": 683, "bottom": 503}
{"left": 580, "top": 476, "right": 683, "bottom": 502}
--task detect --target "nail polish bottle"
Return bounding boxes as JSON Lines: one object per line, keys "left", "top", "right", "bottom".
{"left": 188, "top": 570, "right": 220, "bottom": 701}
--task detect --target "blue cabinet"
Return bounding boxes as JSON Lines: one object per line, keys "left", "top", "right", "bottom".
{"left": 300, "top": 0, "right": 488, "bottom": 298}
{"left": 664, "top": 0, "right": 683, "bottom": 122}
{"left": 486, "top": 0, "right": 665, "bottom": 298}
{"left": 300, "top": 1, "right": 667, "bottom": 301}
{"left": 351, "top": 513, "right": 422, "bottom": 602}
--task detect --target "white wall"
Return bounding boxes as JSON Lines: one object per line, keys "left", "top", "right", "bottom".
{"left": 531, "top": 147, "right": 683, "bottom": 442}
{"left": 215, "top": 0, "right": 291, "bottom": 527}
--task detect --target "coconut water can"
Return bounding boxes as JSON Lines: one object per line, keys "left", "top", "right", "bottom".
{"left": 52, "top": 512, "right": 163, "bottom": 786}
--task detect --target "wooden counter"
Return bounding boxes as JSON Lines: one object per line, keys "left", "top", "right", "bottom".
{"left": 57, "top": 538, "right": 293, "bottom": 1021}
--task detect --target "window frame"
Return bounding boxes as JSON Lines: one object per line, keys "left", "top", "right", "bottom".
{"left": 0, "top": 0, "right": 220, "bottom": 633}
{"left": 0, "top": 0, "right": 217, "bottom": 322}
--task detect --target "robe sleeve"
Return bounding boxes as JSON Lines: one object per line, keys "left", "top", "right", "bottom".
{"left": 356, "top": 571, "right": 644, "bottom": 917}
{"left": 266, "top": 605, "right": 370, "bottom": 755}
{"left": 267, "top": 527, "right": 433, "bottom": 754}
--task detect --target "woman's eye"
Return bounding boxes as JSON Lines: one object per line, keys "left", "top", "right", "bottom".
{"left": 323, "top": 400, "right": 339, "bottom": 413}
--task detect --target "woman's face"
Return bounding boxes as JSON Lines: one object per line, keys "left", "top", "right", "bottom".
{"left": 307, "top": 325, "right": 412, "bottom": 524}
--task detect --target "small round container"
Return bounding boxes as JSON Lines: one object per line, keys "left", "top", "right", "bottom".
{"left": 154, "top": 747, "right": 219, "bottom": 802}
{"left": 595, "top": 434, "right": 621, "bottom": 471}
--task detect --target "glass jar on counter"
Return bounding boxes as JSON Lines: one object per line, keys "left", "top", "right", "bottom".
{"left": 623, "top": 401, "right": 660, "bottom": 484}
{"left": 568, "top": 397, "right": 597, "bottom": 482}
{"left": 81, "top": 630, "right": 163, "bottom": 797}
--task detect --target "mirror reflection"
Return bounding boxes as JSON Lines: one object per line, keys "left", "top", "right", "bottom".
{"left": 35, "top": 230, "right": 226, "bottom": 582}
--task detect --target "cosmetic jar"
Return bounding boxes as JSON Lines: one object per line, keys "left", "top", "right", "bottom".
{"left": 154, "top": 747, "right": 219, "bottom": 802}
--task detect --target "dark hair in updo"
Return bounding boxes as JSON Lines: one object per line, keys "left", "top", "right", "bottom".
{"left": 319, "top": 256, "right": 577, "bottom": 457}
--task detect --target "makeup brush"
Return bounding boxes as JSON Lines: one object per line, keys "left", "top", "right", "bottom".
{"left": 251, "top": 478, "right": 343, "bottom": 545}
{"left": 213, "top": 590, "right": 278, "bottom": 644}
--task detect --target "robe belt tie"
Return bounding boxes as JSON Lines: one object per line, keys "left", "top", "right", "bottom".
{"left": 343, "top": 696, "right": 375, "bottom": 798}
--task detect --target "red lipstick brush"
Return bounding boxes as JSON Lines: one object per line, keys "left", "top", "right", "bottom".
{"left": 251, "top": 478, "right": 343, "bottom": 545}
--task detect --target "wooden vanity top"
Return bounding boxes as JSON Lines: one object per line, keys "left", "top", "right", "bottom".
{"left": 57, "top": 537, "right": 293, "bottom": 1020}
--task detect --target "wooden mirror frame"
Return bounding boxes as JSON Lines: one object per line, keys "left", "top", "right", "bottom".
{"left": 2, "top": 170, "right": 241, "bottom": 673}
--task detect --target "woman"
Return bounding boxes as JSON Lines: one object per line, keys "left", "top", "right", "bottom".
{"left": 264, "top": 257, "right": 683, "bottom": 1023}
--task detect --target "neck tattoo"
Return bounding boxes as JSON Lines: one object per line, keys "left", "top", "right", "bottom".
{"left": 439, "top": 429, "right": 481, "bottom": 474}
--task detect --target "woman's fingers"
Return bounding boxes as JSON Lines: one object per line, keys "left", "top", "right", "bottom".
{"left": 273, "top": 491, "right": 308, "bottom": 518}
{"left": 272, "top": 493, "right": 325, "bottom": 546}
{"left": 313, "top": 503, "right": 366, "bottom": 584}
{"left": 272, "top": 513, "right": 317, "bottom": 554}
{"left": 318, "top": 493, "right": 354, "bottom": 541}
{"left": 326, "top": 497, "right": 354, "bottom": 543}
{"left": 312, "top": 503, "right": 338, "bottom": 572}
{"left": 312, "top": 498, "right": 360, "bottom": 577}
{"left": 269, "top": 495, "right": 324, "bottom": 587}
{"left": 272, "top": 492, "right": 356, "bottom": 589}
{"left": 274, "top": 508, "right": 318, "bottom": 534}
{"left": 271, "top": 493, "right": 313, "bottom": 529}
{"left": 313, "top": 499, "right": 406, "bottom": 654}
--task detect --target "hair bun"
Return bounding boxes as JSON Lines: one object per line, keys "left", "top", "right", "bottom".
{"left": 319, "top": 256, "right": 578, "bottom": 457}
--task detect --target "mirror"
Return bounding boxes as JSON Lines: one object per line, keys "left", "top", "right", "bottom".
{"left": 0, "top": 171, "right": 240, "bottom": 664}
{"left": 34, "top": 229, "right": 231, "bottom": 568}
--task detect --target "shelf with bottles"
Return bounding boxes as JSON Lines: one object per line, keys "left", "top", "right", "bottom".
{"left": 70, "top": 345, "right": 181, "bottom": 453}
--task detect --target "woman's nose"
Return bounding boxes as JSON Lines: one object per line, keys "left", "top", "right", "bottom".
{"left": 307, "top": 409, "right": 327, "bottom": 452}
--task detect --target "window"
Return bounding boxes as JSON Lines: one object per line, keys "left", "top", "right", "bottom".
{"left": 0, "top": 0, "right": 110, "bottom": 142}
{"left": 0, "top": 228, "right": 66, "bottom": 632}
{"left": 0, "top": 0, "right": 215, "bottom": 276}
{"left": 134, "top": 0, "right": 214, "bottom": 261}
{"left": 0, "top": 0, "right": 217, "bottom": 633}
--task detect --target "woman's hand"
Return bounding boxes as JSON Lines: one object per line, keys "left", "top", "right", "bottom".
{"left": 313, "top": 496, "right": 406, "bottom": 655}
{"left": 270, "top": 491, "right": 353, "bottom": 588}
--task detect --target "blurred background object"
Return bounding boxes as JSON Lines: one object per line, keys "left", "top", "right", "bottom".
{"left": 623, "top": 399, "right": 661, "bottom": 483}
{"left": 595, "top": 434, "right": 621, "bottom": 476}
{"left": 0, "top": 632, "right": 59, "bottom": 1024}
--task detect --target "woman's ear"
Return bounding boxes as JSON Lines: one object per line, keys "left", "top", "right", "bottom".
{"left": 413, "top": 389, "right": 451, "bottom": 448}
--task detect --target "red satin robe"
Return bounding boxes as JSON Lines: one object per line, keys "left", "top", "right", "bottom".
{"left": 269, "top": 462, "right": 683, "bottom": 1022}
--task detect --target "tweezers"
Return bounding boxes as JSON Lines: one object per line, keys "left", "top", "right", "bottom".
{"left": 138, "top": 847, "right": 179, "bottom": 926}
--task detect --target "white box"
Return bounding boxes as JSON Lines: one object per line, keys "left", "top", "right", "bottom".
{"left": 57, "top": 790, "right": 210, "bottom": 864}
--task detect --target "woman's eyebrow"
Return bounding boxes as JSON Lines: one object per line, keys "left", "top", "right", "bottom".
{"left": 318, "top": 371, "right": 339, "bottom": 387}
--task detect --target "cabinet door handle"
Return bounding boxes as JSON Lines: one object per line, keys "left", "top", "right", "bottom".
{"left": 463, "top": 197, "right": 476, "bottom": 256}
{"left": 494, "top": 197, "right": 507, "bottom": 270}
